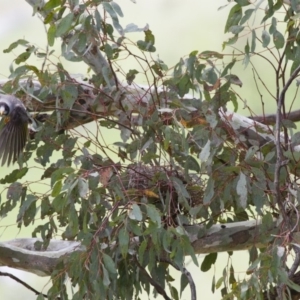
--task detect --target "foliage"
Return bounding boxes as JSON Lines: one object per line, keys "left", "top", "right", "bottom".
{"left": 2, "top": 0, "right": 300, "bottom": 299}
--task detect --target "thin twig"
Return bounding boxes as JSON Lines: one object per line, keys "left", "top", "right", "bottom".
{"left": 0, "top": 271, "right": 53, "bottom": 299}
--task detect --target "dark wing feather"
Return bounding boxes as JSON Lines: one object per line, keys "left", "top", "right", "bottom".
{"left": 0, "top": 106, "right": 29, "bottom": 166}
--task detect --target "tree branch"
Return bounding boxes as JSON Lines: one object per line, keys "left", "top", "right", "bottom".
{"left": 0, "top": 219, "right": 280, "bottom": 276}
{"left": 0, "top": 271, "right": 51, "bottom": 299}
{"left": 250, "top": 109, "right": 300, "bottom": 125}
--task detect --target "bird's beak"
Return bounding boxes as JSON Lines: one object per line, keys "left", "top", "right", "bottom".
{"left": 0, "top": 106, "right": 5, "bottom": 115}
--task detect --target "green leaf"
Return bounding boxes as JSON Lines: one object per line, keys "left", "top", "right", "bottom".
{"left": 102, "top": 265, "right": 110, "bottom": 286}
{"left": 0, "top": 167, "right": 28, "bottom": 184}
{"left": 118, "top": 227, "right": 129, "bottom": 258}
{"left": 3, "top": 39, "right": 29, "bottom": 53}
{"left": 202, "top": 68, "right": 218, "bottom": 85}
{"left": 243, "top": 40, "right": 250, "bottom": 68}
{"left": 251, "top": 30, "right": 256, "bottom": 52}
{"left": 65, "top": 205, "right": 79, "bottom": 238}
{"left": 269, "top": 17, "right": 277, "bottom": 35}
{"left": 144, "top": 29, "right": 155, "bottom": 45}
{"left": 36, "top": 294, "right": 45, "bottom": 300}
{"left": 128, "top": 203, "right": 143, "bottom": 221}
{"left": 201, "top": 253, "right": 218, "bottom": 272}
{"left": 170, "top": 285, "right": 179, "bottom": 300}
{"left": 180, "top": 235, "right": 198, "bottom": 266}
{"left": 261, "top": 212, "right": 274, "bottom": 232}
{"left": 126, "top": 69, "right": 139, "bottom": 85}
{"left": 199, "top": 140, "right": 211, "bottom": 162}
{"left": 290, "top": 45, "right": 300, "bottom": 75}
{"left": 235, "top": 0, "right": 252, "bottom": 6}
{"left": 6, "top": 182, "right": 23, "bottom": 201}
{"left": 184, "top": 155, "right": 200, "bottom": 173}
{"left": 282, "top": 119, "right": 297, "bottom": 129}
{"left": 180, "top": 273, "right": 189, "bottom": 296}
{"left": 199, "top": 51, "right": 224, "bottom": 59}
{"left": 229, "top": 25, "right": 244, "bottom": 34}
{"left": 56, "top": 13, "right": 74, "bottom": 37}
{"left": 240, "top": 9, "right": 254, "bottom": 25}
{"left": 222, "top": 34, "right": 239, "bottom": 49}
{"left": 43, "top": 0, "right": 61, "bottom": 11}
{"left": 138, "top": 239, "right": 147, "bottom": 265}
{"left": 15, "top": 50, "right": 32, "bottom": 64}
{"left": 224, "top": 4, "right": 242, "bottom": 33}
{"left": 177, "top": 73, "right": 193, "bottom": 97}
{"left": 102, "top": 253, "right": 117, "bottom": 274}
{"left": 43, "top": 0, "right": 61, "bottom": 10}
{"left": 229, "top": 264, "right": 236, "bottom": 284}
{"left": 78, "top": 177, "right": 88, "bottom": 198}
{"left": 137, "top": 29, "right": 156, "bottom": 52}
{"left": 61, "top": 83, "right": 78, "bottom": 109}
{"left": 17, "top": 194, "right": 37, "bottom": 226}
{"left": 52, "top": 192, "right": 67, "bottom": 213}
{"left": 51, "top": 167, "right": 74, "bottom": 187}
{"left": 262, "top": 30, "right": 270, "bottom": 48}
{"left": 103, "top": 2, "right": 118, "bottom": 20}
{"left": 146, "top": 204, "right": 161, "bottom": 226}
{"left": 51, "top": 180, "right": 62, "bottom": 197}
{"left": 203, "top": 177, "right": 214, "bottom": 205}
{"left": 103, "top": 43, "right": 113, "bottom": 59}
{"left": 171, "top": 177, "right": 190, "bottom": 199}
{"left": 221, "top": 59, "right": 236, "bottom": 77}
{"left": 111, "top": 1, "right": 124, "bottom": 17}
{"left": 137, "top": 40, "right": 156, "bottom": 52}
{"left": 273, "top": 30, "right": 285, "bottom": 49}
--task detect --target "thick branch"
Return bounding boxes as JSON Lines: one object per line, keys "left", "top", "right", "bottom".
{"left": 250, "top": 109, "right": 300, "bottom": 125}
{"left": 0, "top": 238, "right": 84, "bottom": 276}
{"left": 0, "top": 219, "right": 281, "bottom": 276}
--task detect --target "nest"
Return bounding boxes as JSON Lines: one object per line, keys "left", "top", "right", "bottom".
{"left": 107, "top": 163, "right": 205, "bottom": 223}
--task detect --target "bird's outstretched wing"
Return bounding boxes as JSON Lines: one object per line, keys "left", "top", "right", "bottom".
{"left": 0, "top": 106, "right": 29, "bottom": 166}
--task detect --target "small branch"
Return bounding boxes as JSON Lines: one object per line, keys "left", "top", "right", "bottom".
{"left": 159, "top": 258, "right": 196, "bottom": 300}
{"left": 182, "top": 267, "right": 197, "bottom": 300}
{"left": 274, "top": 64, "right": 300, "bottom": 226}
{"left": 0, "top": 271, "right": 53, "bottom": 299}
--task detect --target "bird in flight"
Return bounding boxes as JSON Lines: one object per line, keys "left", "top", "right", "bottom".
{"left": 0, "top": 94, "right": 31, "bottom": 166}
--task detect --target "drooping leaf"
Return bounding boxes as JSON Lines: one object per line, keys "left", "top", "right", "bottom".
{"left": 224, "top": 4, "right": 242, "bottom": 33}
{"left": 118, "top": 227, "right": 129, "bottom": 258}
{"left": 146, "top": 204, "right": 161, "bottom": 226}
{"left": 262, "top": 30, "right": 270, "bottom": 48}
{"left": 56, "top": 13, "right": 74, "bottom": 37}
{"left": 128, "top": 203, "right": 143, "bottom": 221}
{"left": 3, "top": 39, "right": 29, "bottom": 53}
{"left": 201, "top": 253, "right": 218, "bottom": 272}
{"left": 102, "top": 253, "right": 117, "bottom": 274}
{"left": 273, "top": 30, "right": 285, "bottom": 49}
{"left": 240, "top": 9, "right": 254, "bottom": 24}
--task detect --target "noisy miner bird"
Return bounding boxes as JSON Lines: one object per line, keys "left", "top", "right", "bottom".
{"left": 0, "top": 94, "right": 32, "bottom": 166}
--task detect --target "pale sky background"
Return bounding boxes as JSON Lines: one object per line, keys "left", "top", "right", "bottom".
{"left": 0, "top": 1, "right": 277, "bottom": 299}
